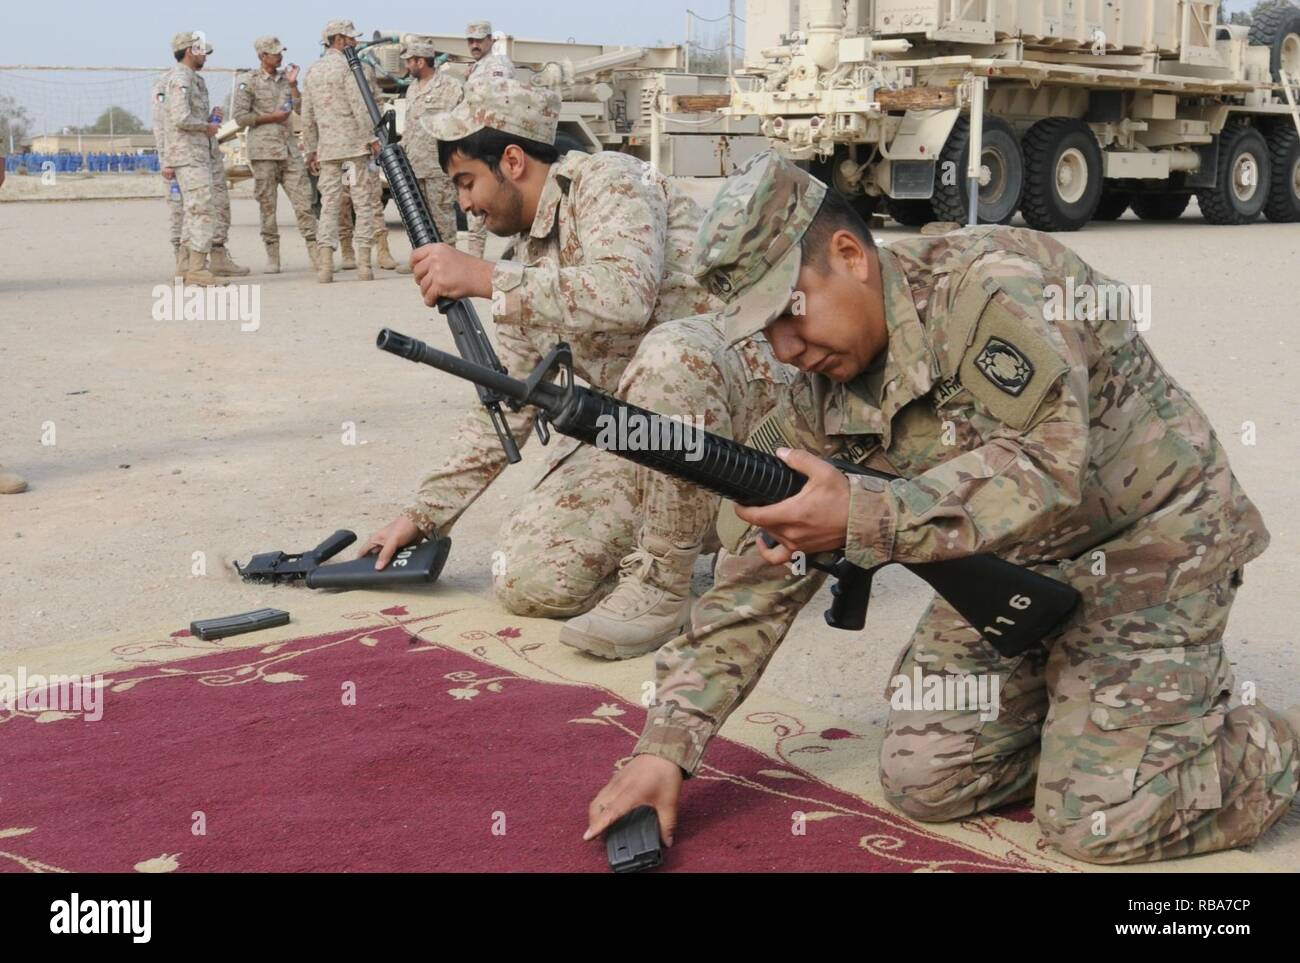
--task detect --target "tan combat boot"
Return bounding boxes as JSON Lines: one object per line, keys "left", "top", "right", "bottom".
{"left": 264, "top": 241, "right": 281, "bottom": 275}
{"left": 356, "top": 244, "right": 373, "bottom": 281}
{"left": 374, "top": 231, "right": 399, "bottom": 270}
{"left": 339, "top": 238, "right": 357, "bottom": 270}
{"left": 316, "top": 245, "right": 334, "bottom": 283}
{"left": 306, "top": 240, "right": 320, "bottom": 271}
{"left": 183, "top": 248, "right": 222, "bottom": 287}
{"left": 559, "top": 532, "right": 699, "bottom": 660}
{"left": 210, "top": 245, "right": 251, "bottom": 277}
{"left": 171, "top": 243, "right": 184, "bottom": 278}
{"left": 0, "top": 465, "right": 27, "bottom": 494}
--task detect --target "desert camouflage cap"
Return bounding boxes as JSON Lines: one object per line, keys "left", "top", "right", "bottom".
{"left": 426, "top": 74, "right": 559, "bottom": 145}
{"left": 466, "top": 21, "right": 493, "bottom": 39}
{"left": 694, "top": 151, "right": 827, "bottom": 344}
{"left": 321, "top": 19, "right": 362, "bottom": 42}
{"left": 399, "top": 33, "right": 439, "bottom": 60}
{"left": 254, "top": 36, "right": 285, "bottom": 55}
{"left": 171, "top": 31, "right": 214, "bottom": 55}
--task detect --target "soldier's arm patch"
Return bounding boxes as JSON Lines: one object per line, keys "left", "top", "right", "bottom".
{"left": 958, "top": 291, "right": 1068, "bottom": 431}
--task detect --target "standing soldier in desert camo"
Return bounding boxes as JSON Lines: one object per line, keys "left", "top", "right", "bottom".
{"left": 302, "top": 19, "right": 383, "bottom": 283}
{"left": 585, "top": 151, "right": 1300, "bottom": 865}
{"left": 457, "top": 20, "right": 497, "bottom": 258}
{"left": 163, "top": 31, "right": 245, "bottom": 286}
{"left": 232, "top": 35, "right": 320, "bottom": 274}
{"left": 150, "top": 70, "right": 185, "bottom": 278}
{"left": 390, "top": 33, "right": 464, "bottom": 276}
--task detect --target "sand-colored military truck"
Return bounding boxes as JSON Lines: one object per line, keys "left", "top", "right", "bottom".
{"left": 364, "top": 30, "right": 768, "bottom": 177}
{"left": 733, "top": 0, "right": 1300, "bottom": 227}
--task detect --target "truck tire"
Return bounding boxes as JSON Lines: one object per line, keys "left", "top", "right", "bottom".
{"left": 808, "top": 152, "right": 880, "bottom": 221}
{"left": 930, "top": 116, "right": 1023, "bottom": 224}
{"left": 1019, "top": 118, "right": 1103, "bottom": 232}
{"left": 1264, "top": 122, "right": 1300, "bottom": 222}
{"left": 1197, "top": 122, "right": 1271, "bottom": 224}
{"left": 1247, "top": 4, "right": 1300, "bottom": 84}
{"left": 885, "top": 197, "right": 936, "bottom": 226}
{"left": 1093, "top": 188, "right": 1130, "bottom": 220}
{"left": 1129, "top": 192, "right": 1191, "bottom": 221}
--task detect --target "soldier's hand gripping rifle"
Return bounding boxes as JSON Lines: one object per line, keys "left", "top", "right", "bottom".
{"left": 376, "top": 328, "right": 1081, "bottom": 657}
{"left": 343, "top": 44, "right": 524, "bottom": 463}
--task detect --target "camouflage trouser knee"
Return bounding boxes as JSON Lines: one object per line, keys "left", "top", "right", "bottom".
{"left": 618, "top": 317, "right": 789, "bottom": 547}
{"left": 251, "top": 157, "right": 318, "bottom": 245}
{"left": 492, "top": 441, "right": 638, "bottom": 618}
{"left": 338, "top": 189, "right": 354, "bottom": 247}
{"left": 167, "top": 182, "right": 183, "bottom": 247}
{"left": 316, "top": 157, "right": 381, "bottom": 251}
{"left": 491, "top": 318, "right": 792, "bottom": 617}
{"left": 209, "top": 149, "right": 231, "bottom": 247}
{"left": 174, "top": 163, "right": 215, "bottom": 252}
{"left": 880, "top": 575, "right": 1300, "bottom": 864}
{"left": 419, "top": 172, "right": 458, "bottom": 246}
{"left": 466, "top": 212, "right": 487, "bottom": 258}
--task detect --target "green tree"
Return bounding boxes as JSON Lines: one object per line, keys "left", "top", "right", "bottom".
{"left": 0, "top": 94, "right": 34, "bottom": 152}
{"left": 76, "top": 106, "right": 145, "bottom": 135}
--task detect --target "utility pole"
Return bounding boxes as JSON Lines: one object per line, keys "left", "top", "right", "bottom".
{"left": 728, "top": 0, "right": 736, "bottom": 76}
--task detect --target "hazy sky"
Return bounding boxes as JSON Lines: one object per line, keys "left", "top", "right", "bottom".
{"left": 3, "top": 0, "right": 731, "bottom": 67}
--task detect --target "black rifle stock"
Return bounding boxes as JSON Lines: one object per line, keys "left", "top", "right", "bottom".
{"left": 343, "top": 44, "right": 524, "bottom": 463}
{"left": 376, "top": 328, "right": 1081, "bottom": 657}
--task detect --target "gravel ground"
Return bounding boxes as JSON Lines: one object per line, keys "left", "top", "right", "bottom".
{"left": 2, "top": 184, "right": 1298, "bottom": 731}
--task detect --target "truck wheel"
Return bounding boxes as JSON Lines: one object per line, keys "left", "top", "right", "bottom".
{"left": 1197, "top": 123, "right": 1271, "bottom": 224}
{"left": 1019, "top": 118, "right": 1103, "bottom": 231}
{"left": 930, "top": 116, "right": 1023, "bottom": 224}
{"left": 1129, "top": 193, "right": 1191, "bottom": 221}
{"left": 808, "top": 152, "right": 880, "bottom": 222}
{"left": 1264, "top": 123, "right": 1300, "bottom": 222}
{"left": 1247, "top": 4, "right": 1300, "bottom": 84}
{"left": 885, "top": 198, "right": 936, "bottom": 226}
{"left": 1093, "top": 188, "right": 1130, "bottom": 220}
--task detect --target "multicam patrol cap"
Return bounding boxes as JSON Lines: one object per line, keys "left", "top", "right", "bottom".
{"left": 693, "top": 151, "right": 827, "bottom": 344}
{"left": 254, "top": 36, "right": 286, "bottom": 55}
{"left": 466, "top": 21, "right": 493, "bottom": 40}
{"left": 321, "top": 19, "right": 362, "bottom": 42}
{"left": 399, "top": 33, "right": 439, "bottom": 60}
{"left": 171, "top": 31, "right": 214, "bottom": 55}
{"left": 427, "top": 75, "right": 559, "bottom": 145}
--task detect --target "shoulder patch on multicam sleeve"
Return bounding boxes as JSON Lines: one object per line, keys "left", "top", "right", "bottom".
{"left": 958, "top": 292, "right": 1069, "bottom": 431}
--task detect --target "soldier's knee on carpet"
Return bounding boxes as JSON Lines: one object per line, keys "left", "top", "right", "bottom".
{"left": 491, "top": 545, "right": 609, "bottom": 619}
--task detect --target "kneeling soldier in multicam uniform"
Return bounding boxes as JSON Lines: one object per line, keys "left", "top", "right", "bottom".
{"left": 358, "top": 75, "right": 790, "bottom": 659}
{"left": 232, "top": 36, "right": 319, "bottom": 274}
{"left": 585, "top": 152, "right": 1300, "bottom": 864}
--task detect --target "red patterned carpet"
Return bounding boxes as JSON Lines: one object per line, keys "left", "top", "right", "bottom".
{"left": 1, "top": 606, "right": 1043, "bottom": 872}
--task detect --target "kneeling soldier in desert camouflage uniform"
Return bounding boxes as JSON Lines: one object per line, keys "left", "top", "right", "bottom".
{"left": 358, "top": 75, "right": 790, "bottom": 659}
{"left": 585, "top": 152, "right": 1300, "bottom": 864}
{"left": 232, "top": 36, "right": 319, "bottom": 274}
